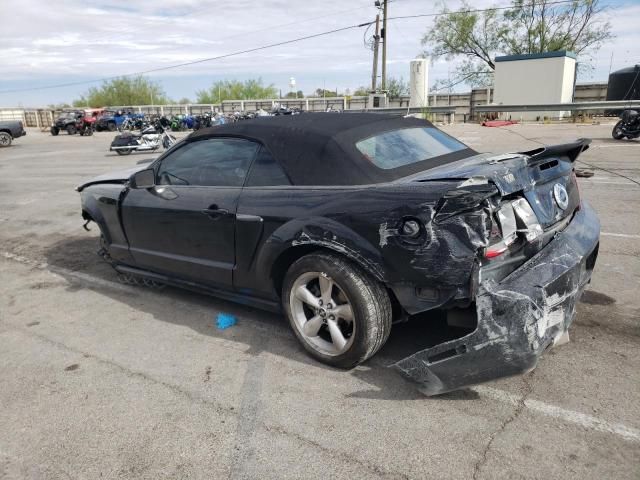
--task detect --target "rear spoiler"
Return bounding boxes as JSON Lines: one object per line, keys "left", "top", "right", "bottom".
{"left": 519, "top": 138, "right": 591, "bottom": 164}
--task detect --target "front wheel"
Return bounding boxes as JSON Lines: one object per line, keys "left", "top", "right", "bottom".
{"left": 612, "top": 121, "right": 626, "bottom": 140}
{"left": 50, "top": 127, "right": 59, "bottom": 136}
{"left": 116, "top": 148, "right": 132, "bottom": 156}
{"left": 282, "top": 252, "right": 392, "bottom": 369}
{"left": 0, "top": 132, "right": 12, "bottom": 147}
{"left": 107, "top": 122, "right": 117, "bottom": 132}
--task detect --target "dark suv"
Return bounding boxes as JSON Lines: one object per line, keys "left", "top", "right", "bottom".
{"left": 0, "top": 120, "right": 26, "bottom": 147}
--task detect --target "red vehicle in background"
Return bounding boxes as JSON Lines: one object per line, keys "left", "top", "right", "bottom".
{"left": 51, "top": 109, "right": 104, "bottom": 136}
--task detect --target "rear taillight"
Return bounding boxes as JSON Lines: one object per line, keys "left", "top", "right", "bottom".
{"left": 485, "top": 245, "right": 508, "bottom": 259}
{"left": 484, "top": 198, "right": 542, "bottom": 259}
{"left": 571, "top": 170, "right": 581, "bottom": 210}
{"left": 485, "top": 205, "right": 517, "bottom": 258}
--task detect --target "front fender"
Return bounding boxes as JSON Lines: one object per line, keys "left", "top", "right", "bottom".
{"left": 81, "top": 190, "right": 112, "bottom": 242}
{"left": 80, "top": 185, "right": 133, "bottom": 264}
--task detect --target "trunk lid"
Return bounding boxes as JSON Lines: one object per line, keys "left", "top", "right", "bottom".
{"left": 409, "top": 139, "right": 590, "bottom": 229}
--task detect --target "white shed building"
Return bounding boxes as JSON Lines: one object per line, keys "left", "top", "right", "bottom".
{"left": 493, "top": 51, "right": 577, "bottom": 121}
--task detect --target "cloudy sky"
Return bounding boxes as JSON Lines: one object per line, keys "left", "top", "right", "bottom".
{"left": 1, "top": 0, "right": 639, "bottom": 107}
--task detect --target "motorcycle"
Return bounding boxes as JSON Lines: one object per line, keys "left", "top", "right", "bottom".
{"left": 612, "top": 109, "right": 640, "bottom": 140}
{"left": 118, "top": 116, "right": 146, "bottom": 132}
{"left": 170, "top": 114, "right": 189, "bottom": 131}
{"left": 109, "top": 122, "right": 177, "bottom": 156}
{"left": 193, "top": 112, "right": 213, "bottom": 130}
{"left": 77, "top": 118, "right": 95, "bottom": 136}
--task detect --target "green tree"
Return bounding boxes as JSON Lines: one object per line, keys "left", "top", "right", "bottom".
{"left": 352, "top": 86, "right": 371, "bottom": 96}
{"left": 284, "top": 90, "right": 304, "bottom": 99}
{"left": 422, "top": 0, "right": 612, "bottom": 88}
{"left": 73, "top": 76, "right": 168, "bottom": 107}
{"left": 386, "top": 77, "right": 410, "bottom": 98}
{"left": 195, "top": 78, "right": 278, "bottom": 103}
{"left": 47, "top": 103, "right": 71, "bottom": 110}
{"left": 177, "top": 97, "right": 191, "bottom": 105}
{"left": 312, "top": 88, "right": 339, "bottom": 98}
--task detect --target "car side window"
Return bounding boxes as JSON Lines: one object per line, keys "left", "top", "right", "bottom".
{"left": 157, "top": 138, "right": 259, "bottom": 187}
{"left": 245, "top": 147, "right": 291, "bottom": 187}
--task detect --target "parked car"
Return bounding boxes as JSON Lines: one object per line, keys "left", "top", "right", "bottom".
{"left": 95, "top": 110, "right": 144, "bottom": 132}
{"left": 51, "top": 110, "right": 95, "bottom": 136}
{"left": 77, "top": 113, "right": 600, "bottom": 395}
{"left": 0, "top": 120, "right": 26, "bottom": 147}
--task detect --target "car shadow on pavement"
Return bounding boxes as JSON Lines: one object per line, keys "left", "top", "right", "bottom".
{"left": 43, "top": 235, "right": 476, "bottom": 402}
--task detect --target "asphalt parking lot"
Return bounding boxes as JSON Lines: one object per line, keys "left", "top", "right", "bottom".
{"left": 0, "top": 121, "right": 638, "bottom": 479}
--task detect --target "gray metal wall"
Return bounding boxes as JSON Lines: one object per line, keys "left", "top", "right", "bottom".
{"left": 2, "top": 83, "right": 608, "bottom": 128}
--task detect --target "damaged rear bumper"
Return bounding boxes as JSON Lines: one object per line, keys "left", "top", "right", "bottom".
{"left": 394, "top": 202, "right": 600, "bottom": 396}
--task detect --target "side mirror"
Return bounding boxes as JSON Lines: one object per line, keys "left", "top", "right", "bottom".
{"left": 130, "top": 168, "right": 155, "bottom": 189}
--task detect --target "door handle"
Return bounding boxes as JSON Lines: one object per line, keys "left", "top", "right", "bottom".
{"left": 201, "top": 205, "right": 229, "bottom": 219}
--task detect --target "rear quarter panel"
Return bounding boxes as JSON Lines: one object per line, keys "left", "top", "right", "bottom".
{"left": 235, "top": 181, "right": 488, "bottom": 300}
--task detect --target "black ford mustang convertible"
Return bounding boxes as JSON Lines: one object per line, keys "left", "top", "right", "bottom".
{"left": 78, "top": 113, "right": 600, "bottom": 394}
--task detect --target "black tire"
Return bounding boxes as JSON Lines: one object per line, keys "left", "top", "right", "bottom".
{"left": 107, "top": 122, "right": 117, "bottom": 132}
{"left": 282, "top": 252, "right": 392, "bottom": 369}
{"left": 116, "top": 148, "right": 132, "bottom": 156}
{"left": 0, "top": 132, "right": 12, "bottom": 147}
{"left": 66, "top": 124, "right": 77, "bottom": 135}
{"left": 612, "top": 121, "right": 625, "bottom": 140}
{"left": 50, "top": 127, "right": 59, "bottom": 136}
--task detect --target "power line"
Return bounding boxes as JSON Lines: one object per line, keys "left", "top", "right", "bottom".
{"left": 3, "top": 0, "right": 377, "bottom": 71}
{"left": 385, "top": 0, "right": 576, "bottom": 22}
{"left": 0, "top": 23, "right": 371, "bottom": 94}
{"left": 0, "top": 0, "right": 581, "bottom": 95}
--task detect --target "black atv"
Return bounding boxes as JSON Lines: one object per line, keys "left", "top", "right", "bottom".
{"left": 50, "top": 110, "right": 94, "bottom": 136}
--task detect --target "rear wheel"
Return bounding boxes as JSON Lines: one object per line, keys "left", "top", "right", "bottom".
{"left": 0, "top": 132, "right": 12, "bottom": 147}
{"left": 116, "top": 148, "right": 132, "bottom": 156}
{"left": 50, "top": 126, "right": 59, "bottom": 136}
{"left": 107, "top": 122, "right": 117, "bottom": 132}
{"left": 66, "top": 124, "right": 77, "bottom": 135}
{"left": 282, "top": 252, "right": 392, "bottom": 369}
{"left": 612, "top": 121, "right": 625, "bottom": 140}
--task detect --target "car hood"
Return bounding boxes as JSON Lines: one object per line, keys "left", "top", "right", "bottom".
{"left": 76, "top": 163, "right": 149, "bottom": 192}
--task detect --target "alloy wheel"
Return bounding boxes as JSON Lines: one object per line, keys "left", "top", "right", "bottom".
{"left": 289, "top": 271, "right": 355, "bottom": 356}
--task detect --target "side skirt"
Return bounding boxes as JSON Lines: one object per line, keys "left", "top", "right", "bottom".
{"left": 114, "top": 264, "right": 282, "bottom": 313}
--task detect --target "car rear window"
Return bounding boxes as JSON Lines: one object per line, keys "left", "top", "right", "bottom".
{"left": 355, "top": 127, "right": 467, "bottom": 169}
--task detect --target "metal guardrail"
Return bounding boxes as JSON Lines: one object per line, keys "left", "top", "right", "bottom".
{"left": 344, "top": 106, "right": 456, "bottom": 115}
{"left": 474, "top": 100, "right": 640, "bottom": 113}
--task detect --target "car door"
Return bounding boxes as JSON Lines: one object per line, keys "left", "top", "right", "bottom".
{"left": 121, "top": 136, "right": 260, "bottom": 288}
{"left": 234, "top": 146, "right": 294, "bottom": 297}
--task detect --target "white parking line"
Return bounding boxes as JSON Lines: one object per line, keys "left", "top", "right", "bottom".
{"left": 3, "top": 249, "right": 640, "bottom": 443}
{"left": 580, "top": 180, "right": 637, "bottom": 186}
{"left": 601, "top": 232, "right": 640, "bottom": 239}
{"left": 474, "top": 386, "right": 640, "bottom": 442}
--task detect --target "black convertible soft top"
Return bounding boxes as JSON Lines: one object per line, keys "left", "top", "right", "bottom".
{"left": 189, "top": 113, "right": 476, "bottom": 185}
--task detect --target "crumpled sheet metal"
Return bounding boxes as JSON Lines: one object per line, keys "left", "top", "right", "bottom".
{"left": 393, "top": 202, "right": 600, "bottom": 396}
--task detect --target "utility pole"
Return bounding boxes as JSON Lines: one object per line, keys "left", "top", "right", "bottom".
{"left": 371, "top": 13, "right": 380, "bottom": 91}
{"left": 381, "top": 0, "right": 388, "bottom": 91}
